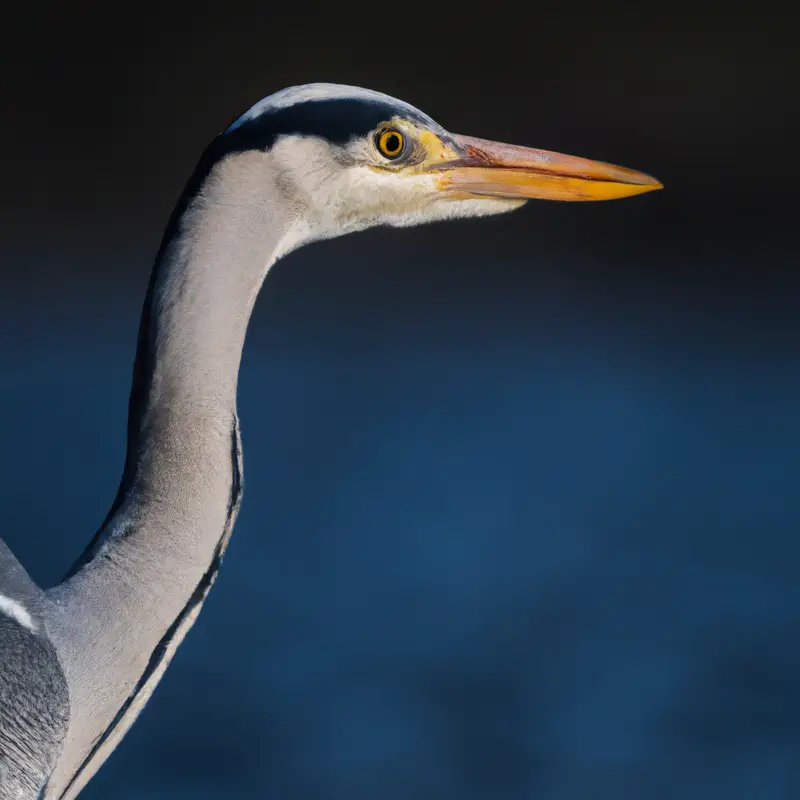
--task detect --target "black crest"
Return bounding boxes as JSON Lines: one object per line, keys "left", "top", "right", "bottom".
{"left": 220, "top": 96, "right": 437, "bottom": 154}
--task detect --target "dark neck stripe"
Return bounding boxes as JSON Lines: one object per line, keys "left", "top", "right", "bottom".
{"left": 58, "top": 417, "right": 244, "bottom": 800}
{"left": 63, "top": 137, "right": 224, "bottom": 579}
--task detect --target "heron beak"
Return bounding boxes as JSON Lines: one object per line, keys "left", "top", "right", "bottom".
{"left": 433, "top": 133, "right": 662, "bottom": 202}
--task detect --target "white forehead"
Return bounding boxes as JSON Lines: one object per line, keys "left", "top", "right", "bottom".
{"left": 226, "top": 83, "right": 434, "bottom": 133}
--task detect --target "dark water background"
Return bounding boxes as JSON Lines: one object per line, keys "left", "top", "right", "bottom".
{"left": 1, "top": 4, "right": 798, "bottom": 798}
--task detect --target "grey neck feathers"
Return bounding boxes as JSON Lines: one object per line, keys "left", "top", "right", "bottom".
{"left": 44, "top": 150, "right": 294, "bottom": 800}
{"left": 123, "top": 152, "right": 287, "bottom": 515}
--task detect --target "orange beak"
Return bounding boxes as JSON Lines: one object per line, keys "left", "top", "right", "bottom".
{"left": 432, "top": 133, "right": 662, "bottom": 202}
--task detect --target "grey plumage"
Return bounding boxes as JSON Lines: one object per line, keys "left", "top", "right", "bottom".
{"left": 0, "top": 543, "right": 69, "bottom": 800}
{"left": 0, "top": 83, "right": 660, "bottom": 799}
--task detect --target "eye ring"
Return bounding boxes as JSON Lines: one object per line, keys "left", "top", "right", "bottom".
{"left": 376, "top": 128, "right": 407, "bottom": 160}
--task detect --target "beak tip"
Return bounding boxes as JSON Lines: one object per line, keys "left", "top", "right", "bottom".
{"left": 631, "top": 174, "right": 663, "bottom": 195}
{"left": 623, "top": 168, "right": 662, "bottom": 191}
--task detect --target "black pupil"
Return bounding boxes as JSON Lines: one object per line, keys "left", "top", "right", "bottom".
{"left": 384, "top": 133, "right": 401, "bottom": 154}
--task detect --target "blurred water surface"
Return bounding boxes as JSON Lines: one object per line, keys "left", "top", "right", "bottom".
{"left": 0, "top": 241, "right": 798, "bottom": 799}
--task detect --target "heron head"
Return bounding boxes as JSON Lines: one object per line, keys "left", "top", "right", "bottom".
{"left": 206, "top": 83, "right": 661, "bottom": 248}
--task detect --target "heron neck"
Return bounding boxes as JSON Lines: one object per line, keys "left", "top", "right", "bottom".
{"left": 44, "top": 153, "right": 297, "bottom": 800}
{"left": 128, "top": 164, "right": 288, "bottom": 502}
{"left": 94, "top": 152, "right": 296, "bottom": 550}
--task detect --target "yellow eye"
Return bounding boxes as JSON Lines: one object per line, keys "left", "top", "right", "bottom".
{"left": 376, "top": 129, "right": 406, "bottom": 160}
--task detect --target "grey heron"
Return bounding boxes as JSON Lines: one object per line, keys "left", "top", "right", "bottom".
{"left": 0, "top": 83, "right": 661, "bottom": 799}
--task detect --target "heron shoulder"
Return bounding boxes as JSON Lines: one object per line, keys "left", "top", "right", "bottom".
{"left": 0, "top": 542, "right": 69, "bottom": 799}
{"left": 0, "top": 613, "right": 70, "bottom": 799}
{"left": 0, "top": 593, "right": 37, "bottom": 633}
